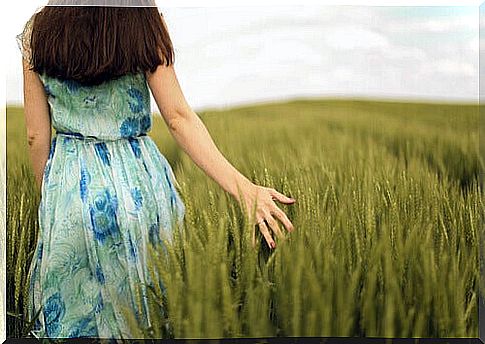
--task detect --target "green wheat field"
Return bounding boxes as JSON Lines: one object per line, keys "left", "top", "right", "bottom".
{"left": 6, "top": 98, "right": 484, "bottom": 339}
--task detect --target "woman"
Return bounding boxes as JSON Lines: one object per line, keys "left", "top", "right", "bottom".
{"left": 17, "top": 0, "right": 296, "bottom": 339}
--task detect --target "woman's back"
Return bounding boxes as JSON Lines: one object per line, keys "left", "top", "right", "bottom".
{"left": 27, "top": 60, "right": 185, "bottom": 340}
{"left": 41, "top": 72, "right": 152, "bottom": 140}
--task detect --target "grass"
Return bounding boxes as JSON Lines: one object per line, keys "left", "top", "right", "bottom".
{"left": 5, "top": 98, "right": 483, "bottom": 339}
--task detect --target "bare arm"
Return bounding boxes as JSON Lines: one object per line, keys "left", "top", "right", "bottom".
{"left": 147, "top": 64, "right": 297, "bottom": 247}
{"left": 22, "top": 58, "right": 52, "bottom": 193}
{"left": 146, "top": 66, "right": 252, "bottom": 200}
{"left": 147, "top": 15, "right": 296, "bottom": 250}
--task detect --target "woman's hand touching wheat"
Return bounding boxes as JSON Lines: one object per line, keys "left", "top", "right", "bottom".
{"left": 237, "top": 184, "right": 296, "bottom": 249}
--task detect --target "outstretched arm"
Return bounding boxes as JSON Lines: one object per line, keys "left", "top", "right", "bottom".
{"left": 146, "top": 61, "right": 296, "bottom": 249}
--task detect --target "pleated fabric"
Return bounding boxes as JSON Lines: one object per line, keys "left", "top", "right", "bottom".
{"left": 25, "top": 71, "right": 186, "bottom": 339}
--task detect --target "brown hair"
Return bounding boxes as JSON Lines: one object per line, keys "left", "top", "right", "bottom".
{"left": 22, "top": 4, "right": 174, "bottom": 86}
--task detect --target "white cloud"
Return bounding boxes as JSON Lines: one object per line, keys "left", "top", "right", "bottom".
{"left": 432, "top": 59, "right": 475, "bottom": 77}
{"left": 378, "top": 11, "right": 477, "bottom": 34}
{"left": 323, "top": 25, "right": 390, "bottom": 50}
{"left": 380, "top": 45, "right": 427, "bottom": 61}
{"left": 332, "top": 66, "right": 354, "bottom": 81}
{"left": 420, "top": 16, "right": 477, "bottom": 32}
{"left": 466, "top": 38, "right": 479, "bottom": 53}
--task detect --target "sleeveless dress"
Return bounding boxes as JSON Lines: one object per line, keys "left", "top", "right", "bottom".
{"left": 25, "top": 71, "right": 186, "bottom": 339}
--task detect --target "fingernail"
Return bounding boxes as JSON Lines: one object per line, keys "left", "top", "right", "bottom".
{"left": 271, "top": 242, "right": 276, "bottom": 249}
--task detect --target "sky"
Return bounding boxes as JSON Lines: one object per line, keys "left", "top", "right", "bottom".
{"left": 5, "top": 2, "right": 480, "bottom": 113}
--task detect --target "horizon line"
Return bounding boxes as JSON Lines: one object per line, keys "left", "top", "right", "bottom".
{"left": 6, "top": 94, "right": 478, "bottom": 114}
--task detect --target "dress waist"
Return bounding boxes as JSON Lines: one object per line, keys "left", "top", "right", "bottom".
{"left": 55, "top": 130, "right": 147, "bottom": 142}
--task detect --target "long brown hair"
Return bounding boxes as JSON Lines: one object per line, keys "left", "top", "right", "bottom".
{"left": 23, "top": 4, "right": 175, "bottom": 86}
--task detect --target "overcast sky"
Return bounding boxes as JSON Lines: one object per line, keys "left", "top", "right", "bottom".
{"left": 6, "top": 3, "right": 478, "bottom": 112}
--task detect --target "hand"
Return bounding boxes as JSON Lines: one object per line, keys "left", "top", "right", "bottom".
{"left": 237, "top": 183, "right": 296, "bottom": 249}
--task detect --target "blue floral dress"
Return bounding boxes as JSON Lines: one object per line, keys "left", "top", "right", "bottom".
{"left": 26, "top": 71, "right": 186, "bottom": 339}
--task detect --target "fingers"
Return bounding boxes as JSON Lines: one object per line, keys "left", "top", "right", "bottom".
{"left": 257, "top": 220, "right": 275, "bottom": 249}
{"left": 263, "top": 212, "right": 285, "bottom": 240}
{"left": 270, "top": 205, "right": 295, "bottom": 233}
{"left": 268, "top": 188, "right": 296, "bottom": 204}
{"left": 249, "top": 186, "right": 296, "bottom": 250}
